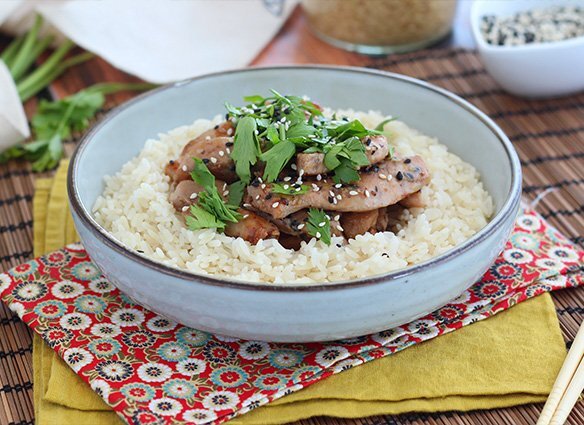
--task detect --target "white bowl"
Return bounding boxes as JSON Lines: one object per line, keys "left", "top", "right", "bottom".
{"left": 68, "top": 66, "right": 521, "bottom": 342}
{"left": 471, "top": 0, "right": 584, "bottom": 98}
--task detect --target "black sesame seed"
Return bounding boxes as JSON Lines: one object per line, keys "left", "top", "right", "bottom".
{"left": 214, "top": 124, "right": 219, "bottom": 129}
{"left": 382, "top": 253, "right": 389, "bottom": 258}
{"left": 396, "top": 171, "right": 403, "bottom": 181}
{"left": 405, "top": 172, "right": 414, "bottom": 180}
{"left": 169, "top": 160, "right": 175, "bottom": 165}
{"left": 336, "top": 244, "right": 342, "bottom": 248}
{"left": 366, "top": 138, "right": 372, "bottom": 146}
{"left": 404, "top": 158, "right": 411, "bottom": 164}
{"left": 251, "top": 177, "right": 261, "bottom": 187}
{"left": 265, "top": 194, "right": 273, "bottom": 200}
{"left": 137, "top": 250, "right": 144, "bottom": 253}
{"left": 202, "top": 158, "right": 210, "bottom": 164}
{"left": 328, "top": 196, "right": 334, "bottom": 203}
{"left": 225, "top": 142, "right": 234, "bottom": 147}
{"left": 372, "top": 165, "right": 379, "bottom": 172}
{"left": 225, "top": 113, "right": 229, "bottom": 120}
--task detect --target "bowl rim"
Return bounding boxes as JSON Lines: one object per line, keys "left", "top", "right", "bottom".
{"left": 470, "top": 0, "right": 584, "bottom": 52}
{"left": 68, "top": 65, "right": 522, "bottom": 292}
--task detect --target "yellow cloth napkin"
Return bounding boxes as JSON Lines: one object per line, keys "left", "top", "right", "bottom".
{"left": 33, "top": 160, "right": 566, "bottom": 425}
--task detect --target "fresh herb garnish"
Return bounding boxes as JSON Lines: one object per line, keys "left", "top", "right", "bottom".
{"left": 271, "top": 182, "right": 309, "bottom": 196}
{"left": 306, "top": 208, "right": 331, "bottom": 245}
{"left": 227, "top": 180, "right": 246, "bottom": 207}
{"left": 0, "top": 83, "right": 155, "bottom": 171}
{"left": 187, "top": 159, "right": 241, "bottom": 230}
{"left": 231, "top": 116, "right": 261, "bottom": 184}
{"left": 259, "top": 140, "right": 296, "bottom": 182}
{"left": 374, "top": 117, "right": 395, "bottom": 132}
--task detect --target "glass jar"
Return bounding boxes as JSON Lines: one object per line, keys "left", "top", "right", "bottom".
{"left": 302, "top": 0, "right": 458, "bottom": 54}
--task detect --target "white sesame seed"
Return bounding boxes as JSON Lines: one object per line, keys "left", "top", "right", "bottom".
{"left": 254, "top": 130, "right": 259, "bottom": 135}
{"left": 318, "top": 221, "right": 326, "bottom": 227}
{"left": 284, "top": 176, "right": 292, "bottom": 182}
{"left": 261, "top": 184, "right": 266, "bottom": 189}
{"left": 333, "top": 197, "right": 338, "bottom": 205}
{"left": 299, "top": 169, "right": 305, "bottom": 177}
{"left": 365, "top": 190, "right": 370, "bottom": 197}
{"left": 283, "top": 184, "right": 289, "bottom": 190}
{"left": 272, "top": 202, "right": 280, "bottom": 208}
{"left": 329, "top": 190, "right": 335, "bottom": 197}
{"left": 258, "top": 177, "right": 263, "bottom": 183}
{"left": 190, "top": 193, "right": 198, "bottom": 199}
{"left": 181, "top": 165, "right": 187, "bottom": 172}
{"left": 223, "top": 190, "right": 229, "bottom": 196}
{"left": 334, "top": 215, "right": 340, "bottom": 221}
{"left": 243, "top": 203, "right": 251, "bottom": 208}
{"left": 316, "top": 231, "right": 322, "bottom": 238}
{"left": 336, "top": 225, "right": 344, "bottom": 232}
{"left": 255, "top": 195, "right": 260, "bottom": 200}
{"left": 325, "top": 214, "right": 330, "bottom": 220}
{"left": 181, "top": 206, "right": 189, "bottom": 212}
{"left": 291, "top": 164, "right": 297, "bottom": 170}
{"left": 336, "top": 194, "right": 342, "bottom": 200}
{"left": 205, "top": 135, "right": 211, "bottom": 140}
{"left": 218, "top": 151, "right": 225, "bottom": 157}
{"left": 226, "top": 147, "right": 231, "bottom": 154}
{"left": 334, "top": 183, "right": 342, "bottom": 188}
{"left": 387, "top": 174, "right": 392, "bottom": 181}
{"left": 349, "top": 190, "right": 358, "bottom": 196}
{"left": 379, "top": 173, "right": 387, "bottom": 180}
{"left": 316, "top": 174, "right": 322, "bottom": 181}
{"left": 222, "top": 183, "right": 227, "bottom": 190}
{"left": 243, "top": 214, "right": 249, "bottom": 219}
{"left": 295, "top": 187, "right": 302, "bottom": 192}
{"left": 280, "top": 117, "right": 286, "bottom": 123}
{"left": 297, "top": 223, "right": 305, "bottom": 230}
{"left": 210, "top": 157, "right": 217, "bottom": 164}
{"left": 227, "top": 128, "right": 233, "bottom": 136}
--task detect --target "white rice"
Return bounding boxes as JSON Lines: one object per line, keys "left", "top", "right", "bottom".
{"left": 92, "top": 111, "right": 493, "bottom": 284}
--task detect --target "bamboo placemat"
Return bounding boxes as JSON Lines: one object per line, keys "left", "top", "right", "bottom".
{"left": 0, "top": 49, "right": 582, "bottom": 425}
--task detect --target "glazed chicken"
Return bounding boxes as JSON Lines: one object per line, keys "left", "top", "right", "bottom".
{"left": 166, "top": 124, "right": 430, "bottom": 247}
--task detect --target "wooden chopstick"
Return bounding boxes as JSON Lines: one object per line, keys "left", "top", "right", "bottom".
{"left": 537, "top": 321, "right": 584, "bottom": 425}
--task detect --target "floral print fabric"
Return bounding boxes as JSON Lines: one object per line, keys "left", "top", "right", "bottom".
{"left": 0, "top": 210, "right": 582, "bottom": 425}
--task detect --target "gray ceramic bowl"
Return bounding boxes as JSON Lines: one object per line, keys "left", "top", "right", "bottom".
{"left": 68, "top": 66, "right": 521, "bottom": 342}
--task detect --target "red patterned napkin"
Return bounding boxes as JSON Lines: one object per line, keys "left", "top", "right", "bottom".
{"left": 1, "top": 210, "right": 582, "bottom": 425}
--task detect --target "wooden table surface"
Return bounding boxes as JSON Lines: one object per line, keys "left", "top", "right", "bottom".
{"left": 1, "top": 3, "right": 583, "bottom": 425}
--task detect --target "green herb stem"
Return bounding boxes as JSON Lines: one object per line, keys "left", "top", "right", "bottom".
{"left": 9, "top": 14, "right": 43, "bottom": 80}
{"left": 16, "top": 39, "right": 75, "bottom": 99}
{"left": 85, "top": 82, "right": 158, "bottom": 95}
{"left": 12, "top": 34, "right": 54, "bottom": 83}
{"left": 1, "top": 35, "right": 25, "bottom": 68}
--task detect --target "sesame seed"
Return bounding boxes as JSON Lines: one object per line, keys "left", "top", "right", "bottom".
{"left": 295, "top": 187, "right": 302, "bottom": 192}
{"left": 227, "top": 128, "right": 233, "bottom": 136}
{"left": 334, "top": 183, "right": 342, "bottom": 188}
{"left": 316, "top": 174, "right": 322, "bottom": 181}
{"left": 243, "top": 214, "right": 249, "bottom": 219}
{"left": 333, "top": 197, "right": 338, "bottom": 205}
{"left": 255, "top": 195, "right": 260, "bottom": 200}
{"left": 279, "top": 184, "right": 287, "bottom": 190}
{"left": 291, "top": 164, "right": 297, "bottom": 170}
{"left": 254, "top": 130, "right": 259, "bottom": 135}
{"left": 222, "top": 183, "right": 227, "bottom": 190}
{"left": 379, "top": 173, "right": 387, "bottom": 180}
{"left": 299, "top": 169, "right": 305, "bottom": 177}
{"left": 210, "top": 157, "right": 217, "bottom": 164}
{"left": 284, "top": 176, "right": 292, "bottom": 182}
{"left": 181, "top": 206, "right": 189, "bottom": 212}
{"left": 218, "top": 151, "right": 225, "bottom": 157}
{"left": 272, "top": 202, "right": 280, "bottom": 208}
{"left": 205, "top": 135, "right": 211, "bottom": 140}
{"left": 226, "top": 147, "right": 231, "bottom": 154}
{"left": 336, "top": 225, "right": 344, "bottom": 232}
{"left": 261, "top": 184, "right": 266, "bottom": 189}
{"left": 223, "top": 190, "right": 229, "bottom": 196}
{"left": 181, "top": 165, "right": 187, "bottom": 172}
{"left": 349, "top": 190, "right": 359, "bottom": 196}
{"left": 258, "top": 177, "right": 263, "bottom": 183}
{"left": 387, "top": 174, "right": 393, "bottom": 181}
{"left": 329, "top": 190, "right": 335, "bottom": 197}
{"left": 316, "top": 231, "right": 322, "bottom": 238}
{"left": 318, "top": 221, "right": 326, "bottom": 227}
{"left": 189, "top": 193, "right": 198, "bottom": 199}
{"left": 297, "top": 223, "right": 305, "bottom": 230}
{"left": 365, "top": 190, "right": 370, "bottom": 197}
{"left": 336, "top": 194, "right": 342, "bottom": 200}
{"left": 243, "top": 203, "right": 251, "bottom": 208}
{"left": 334, "top": 215, "right": 340, "bottom": 221}
{"left": 396, "top": 171, "right": 403, "bottom": 180}
{"left": 404, "top": 158, "right": 411, "bottom": 164}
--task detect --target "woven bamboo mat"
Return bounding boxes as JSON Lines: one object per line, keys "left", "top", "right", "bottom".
{"left": 0, "top": 49, "right": 582, "bottom": 425}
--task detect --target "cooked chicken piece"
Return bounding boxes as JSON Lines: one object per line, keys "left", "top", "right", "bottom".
{"left": 341, "top": 210, "right": 379, "bottom": 240}
{"left": 278, "top": 234, "right": 303, "bottom": 250}
{"left": 297, "top": 134, "right": 390, "bottom": 176}
{"left": 248, "top": 155, "right": 430, "bottom": 219}
{"left": 400, "top": 191, "right": 425, "bottom": 208}
{"left": 165, "top": 121, "right": 237, "bottom": 184}
{"left": 252, "top": 209, "right": 343, "bottom": 237}
{"left": 169, "top": 179, "right": 227, "bottom": 211}
{"left": 225, "top": 209, "right": 280, "bottom": 244}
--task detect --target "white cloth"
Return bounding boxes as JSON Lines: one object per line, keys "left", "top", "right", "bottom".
{"left": 0, "top": 0, "right": 295, "bottom": 148}
{"left": 0, "top": 60, "right": 30, "bottom": 150}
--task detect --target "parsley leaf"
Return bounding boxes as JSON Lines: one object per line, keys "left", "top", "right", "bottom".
{"left": 271, "top": 183, "right": 309, "bottom": 196}
{"left": 186, "top": 205, "right": 226, "bottom": 230}
{"left": 259, "top": 140, "right": 296, "bottom": 183}
{"left": 189, "top": 159, "right": 241, "bottom": 229}
{"left": 306, "top": 208, "right": 331, "bottom": 245}
{"left": 374, "top": 117, "right": 395, "bottom": 132}
{"left": 231, "top": 116, "right": 260, "bottom": 183}
{"left": 227, "top": 180, "right": 246, "bottom": 207}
